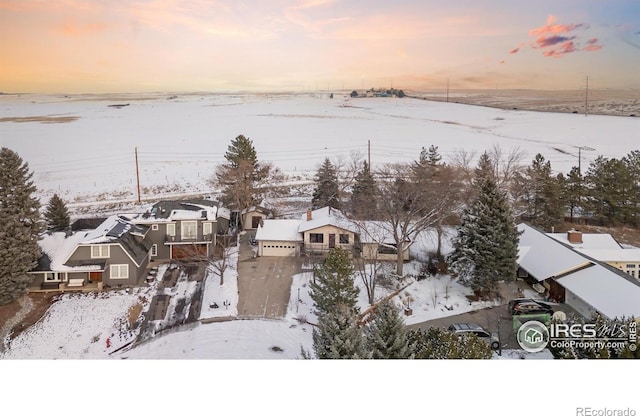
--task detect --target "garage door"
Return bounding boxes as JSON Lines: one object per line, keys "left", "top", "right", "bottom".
{"left": 260, "top": 241, "right": 298, "bottom": 257}
{"left": 172, "top": 244, "right": 207, "bottom": 259}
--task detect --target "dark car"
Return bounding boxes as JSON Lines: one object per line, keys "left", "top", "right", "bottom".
{"left": 508, "top": 298, "right": 550, "bottom": 312}
{"left": 447, "top": 323, "right": 500, "bottom": 350}
{"left": 510, "top": 300, "right": 553, "bottom": 316}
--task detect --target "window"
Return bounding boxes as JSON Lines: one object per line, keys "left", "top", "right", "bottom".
{"left": 339, "top": 234, "right": 349, "bottom": 244}
{"left": 166, "top": 223, "right": 176, "bottom": 236}
{"left": 203, "top": 222, "right": 212, "bottom": 235}
{"left": 91, "top": 245, "right": 110, "bottom": 259}
{"left": 44, "top": 272, "right": 58, "bottom": 282}
{"left": 182, "top": 221, "right": 197, "bottom": 239}
{"left": 110, "top": 264, "right": 129, "bottom": 279}
{"left": 151, "top": 244, "right": 157, "bottom": 257}
{"left": 152, "top": 224, "right": 159, "bottom": 231}
{"left": 310, "top": 233, "right": 323, "bottom": 243}
{"left": 626, "top": 264, "right": 637, "bottom": 269}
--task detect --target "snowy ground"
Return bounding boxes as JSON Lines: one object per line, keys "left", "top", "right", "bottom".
{"left": 199, "top": 246, "right": 239, "bottom": 320}
{"left": 1, "top": 92, "right": 637, "bottom": 206}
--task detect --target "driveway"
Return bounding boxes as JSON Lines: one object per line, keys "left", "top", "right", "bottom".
{"left": 407, "top": 300, "right": 578, "bottom": 350}
{"left": 236, "top": 232, "right": 302, "bottom": 319}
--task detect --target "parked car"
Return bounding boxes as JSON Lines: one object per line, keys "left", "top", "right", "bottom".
{"left": 447, "top": 323, "right": 500, "bottom": 350}
{"left": 510, "top": 300, "right": 553, "bottom": 316}
{"left": 508, "top": 298, "right": 551, "bottom": 313}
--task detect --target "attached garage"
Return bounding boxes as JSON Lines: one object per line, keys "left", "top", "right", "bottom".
{"left": 171, "top": 244, "right": 208, "bottom": 259}
{"left": 255, "top": 219, "right": 302, "bottom": 257}
{"left": 259, "top": 241, "right": 299, "bottom": 257}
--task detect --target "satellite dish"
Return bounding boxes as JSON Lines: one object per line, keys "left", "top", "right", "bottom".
{"left": 552, "top": 311, "right": 567, "bottom": 322}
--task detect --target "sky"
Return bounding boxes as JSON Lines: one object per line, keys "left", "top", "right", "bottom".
{"left": 1, "top": 0, "right": 639, "bottom": 93}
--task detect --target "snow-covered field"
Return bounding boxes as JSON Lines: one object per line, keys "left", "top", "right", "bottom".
{"left": 1, "top": 92, "right": 637, "bottom": 205}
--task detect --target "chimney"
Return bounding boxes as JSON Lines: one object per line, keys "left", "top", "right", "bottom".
{"left": 567, "top": 229, "right": 583, "bottom": 244}
{"left": 306, "top": 209, "right": 312, "bottom": 221}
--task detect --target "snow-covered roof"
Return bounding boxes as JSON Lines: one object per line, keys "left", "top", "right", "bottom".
{"left": 134, "top": 199, "right": 220, "bottom": 222}
{"left": 575, "top": 248, "right": 640, "bottom": 263}
{"left": 255, "top": 220, "right": 303, "bottom": 242}
{"left": 298, "top": 207, "right": 358, "bottom": 233}
{"left": 557, "top": 264, "right": 640, "bottom": 319}
{"left": 82, "top": 215, "right": 148, "bottom": 244}
{"left": 518, "top": 223, "right": 593, "bottom": 281}
{"left": 241, "top": 205, "right": 270, "bottom": 215}
{"left": 217, "top": 206, "right": 231, "bottom": 220}
{"left": 547, "top": 231, "right": 622, "bottom": 250}
{"left": 36, "top": 232, "right": 104, "bottom": 272}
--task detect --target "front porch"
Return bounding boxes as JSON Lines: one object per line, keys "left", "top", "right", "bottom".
{"left": 28, "top": 281, "right": 103, "bottom": 293}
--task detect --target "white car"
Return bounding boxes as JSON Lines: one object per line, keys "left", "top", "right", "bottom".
{"left": 448, "top": 323, "right": 500, "bottom": 350}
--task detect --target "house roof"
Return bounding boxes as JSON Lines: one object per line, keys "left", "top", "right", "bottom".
{"left": 135, "top": 199, "right": 220, "bottom": 222}
{"left": 298, "top": 207, "right": 358, "bottom": 233}
{"left": 556, "top": 264, "right": 640, "bottom": 319}
{"left": 518, "top": 223, "right": 640, "bottom": 319}
{"left": 241, "top": 205, "right": 270, "bottom": 216}
{"left": 518, "top": 223, "right": 593, "bottom": 281}
{"left": 575, "top": 248, "right": 640, "bottom": 263}
{"left": 255, "top": 220, "right": 303, "bottom": 242}
{"left": 35, "top": 232, "right": 105, "bottom": 272}
{"left": 547, "top": 232, "right": 622, "bottom": 250}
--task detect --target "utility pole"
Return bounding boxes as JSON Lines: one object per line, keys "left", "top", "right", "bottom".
{"left": 584, "top": 75, "right": 589, "bottom": 117}
{"left": 135, "top": 147, "right": 141, "bottom": 204}
{"left": 446, "top": 78, "right": 449, "bottom": 103}
{"left": 368, "top": 139, "right": 371, "bottom": 169}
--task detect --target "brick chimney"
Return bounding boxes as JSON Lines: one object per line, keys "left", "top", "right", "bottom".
{"left": 567, "top": 229, "right": 583, "bottom": 244}
{"left": 306, "top": 209, "right": 312, "bottom": 221}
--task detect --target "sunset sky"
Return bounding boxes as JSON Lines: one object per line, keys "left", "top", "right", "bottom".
{"left": 1, "top": 0, "right": 639, "bottom": 93}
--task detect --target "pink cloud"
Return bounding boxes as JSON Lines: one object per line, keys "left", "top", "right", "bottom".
{"left": 543, "top": 41, "right": 577, "bottom": 58}
{"left": 529, "top": 15, "right": 586, "bottom": 36}
{"left": 534, "top": 35, "right": 576, "bottom": 48}
{"left": 584, "top": 38, "right": 603, "bottom": 52}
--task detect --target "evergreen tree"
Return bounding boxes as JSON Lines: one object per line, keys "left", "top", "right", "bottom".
{"left": 44, "top": 193, "right": 70, "bottom": 233}
{"left": 350, "top": 161, "right": 377, "bottom": 219}
{"left": 419, "top": 145, "right": 442, "bottom": 167}
{"left": 312, "top": 304, "right": 370, "bottom": 359}
{"left": 584, "top": 156, "right": 633, "bottom": 226}
{"left": 448, "top": 175, "right": 520, "bottom": 293}
{"left": 623, "top": 150, "right": 640, "bottom": 227}
{"left": 562, "top": 166, "right": 582, "bottom": 223}
{"left": 0, "top": 148, "right": 43, "bottom": 305}
{"left": 215, "top": 135, "right": 272, "bottom": 228}
{"left": 224, "top": 134, "right": 258, "bottom": 169}
{"left": 516, "top": 154, "right": 563, "bottom": 231}
{"left": 309, "top": 247, "right": 359, "bottom": 316}
{"left": 474, "top": 151, "right": 496, "bottom": 183}
{"left": 311, "top": 158, "right": 340, "bottom": 209}
{"left": 366, "top": 299, "right": 411, "bottom": 359}
{"left": 407, "top": 327, "right": 492, "bottom": 359}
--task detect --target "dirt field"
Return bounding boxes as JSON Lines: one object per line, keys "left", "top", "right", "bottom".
{"left": 408, "top": 89, "right": 640, "bottom": 117}
{"left": 0, "top": 292, "right": 59, "bottom": 351}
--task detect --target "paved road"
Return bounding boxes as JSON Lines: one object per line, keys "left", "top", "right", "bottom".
{"left": 236, "top": 232, "right": 302, "bottom": 319}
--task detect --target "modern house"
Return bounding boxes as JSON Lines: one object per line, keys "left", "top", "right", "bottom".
{"left": 547, "top": 229, "right": 640, "bottom": 280}
{"left": 517, "top": 223, "right": 640, "bottom": 319}
{"left": 29, "top": 215, "right": 152, "bottom": 291}
{"left": 254, "top": 207, "right": 409, "bottom": 261}
{"left": 130, "top": 199, "right": 225, "bottom": 260}
{"left": 29, "top": 198, "right": 230, "bottom": 292}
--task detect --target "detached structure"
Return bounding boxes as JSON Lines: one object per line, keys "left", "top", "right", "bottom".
{"left": 254, "top": 207, "right": 409, "bottom": 261}
{"left": 517, "top": 223, "right": 640, "bottom": 319}
{"left": 28, "top": 199, "right": 229, "bottom": 292}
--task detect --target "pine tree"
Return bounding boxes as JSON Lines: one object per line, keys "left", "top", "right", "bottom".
{"left": 350, "top": 161, "right": 377, "bottom": 219}
{"left": 407, "top": 327, "right": 492, "bottom": 359}
{"left": 312, "top": 304, "right": 370, "bottom": 359}
{"left": 311, "top": 158, "right": 340, "bottom": 209}
{"left": 448, "top": 175, "right": 520, "bottom": 293}
{"left": 562, "top": 166, "right": 582, "bottom": 223}
{"left": 366, "top": 299, "right": 411, "bottom": 359}
{"left": 0, "top": 148, "right": 43, "bottom": 305}
{"left": 224, "top": 134, "right": 258, "bottom": 169}
{"left": 517, "top": 154, "right": 563, "bottom": 231}
{"left": 44, "top": 193, "right": 70, "bottom": 233}
{"left": 309, "top": 247, "right": 359, "bottom": 316}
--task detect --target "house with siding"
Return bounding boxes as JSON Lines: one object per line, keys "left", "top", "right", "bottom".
{"left": 130, "top": 199, "right": 226, "bottom": 260}
{"left": 29, "top": 215, "right": 152, "bottom": 291}
{"left": 254, "top": 207, "right": 409, "bottom": 261}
